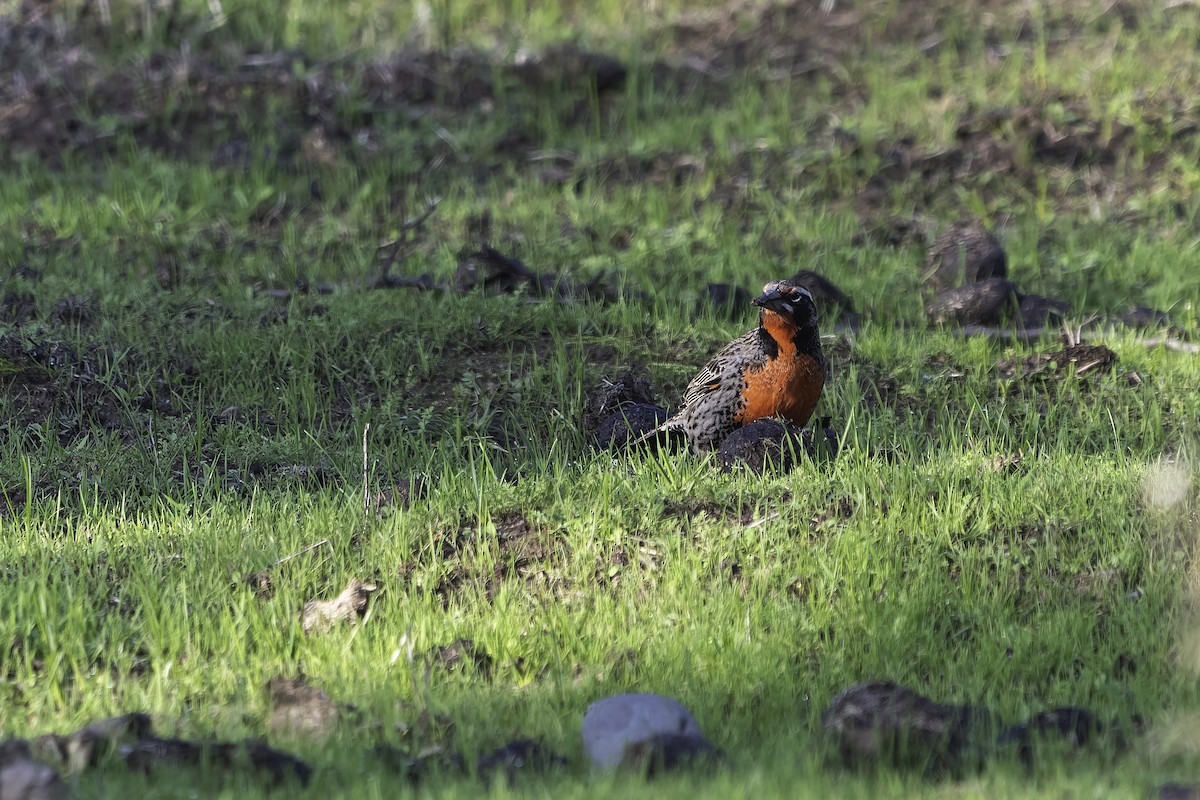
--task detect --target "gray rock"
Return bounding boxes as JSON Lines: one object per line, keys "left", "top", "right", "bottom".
{"left": 0, "top": 740, "right": 68, "bottom": 800}
{"left": 582, "top": 693, "right": 707, "bottom": 769}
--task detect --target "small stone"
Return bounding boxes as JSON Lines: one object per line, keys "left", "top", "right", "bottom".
{"left": 583, "top": 693, "right": 706, "bottom": 769}
{"left": 1158, "top": 783, "right": 1200, "bottom": 800}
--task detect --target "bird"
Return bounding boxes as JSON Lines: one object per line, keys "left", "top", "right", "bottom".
{"left": 647, "top": 279, "right": 826, "bottom": 454}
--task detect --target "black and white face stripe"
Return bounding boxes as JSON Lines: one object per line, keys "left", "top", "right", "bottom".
{"left": 753, "top": 281, "right": 817, "bottom": 322}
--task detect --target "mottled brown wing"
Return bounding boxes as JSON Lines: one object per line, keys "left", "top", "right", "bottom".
{"left": 677, "top": 329, "right": 767, "bottom": 412}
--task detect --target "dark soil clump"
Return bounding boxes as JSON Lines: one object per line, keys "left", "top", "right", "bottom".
{"left": 595, "top": 403, "right": 671, "bottom": 450}
{"left": 698, "top": 283, "right": 752, "bottom": 320}
{"left": 717, "top": 419, "right": 807, "bottom": 474}
{"left": 822, "top": 681, "right": 993, "bottom": 775}
{"left": 924, "top": 221, "right": 1007, "bottom": 292}
{"left": 926, "top": 278, "right": 1021, "bottom": 326}
{"left": 475, "top": 739, "right": 569, "bottom": 785}
{"left": 788, "top": 270, "right": 860, "bottom": 329}
{"left": 583, "top": 369, "right": 658, "bottom": 435}
{"left": 620, "top": 733, "right": 723, "bottom": 778}
{"left": 1019, "top": 294, "right": 1070, "bottom": 327}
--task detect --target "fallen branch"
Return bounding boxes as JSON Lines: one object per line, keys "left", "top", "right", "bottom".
{"left": 362, "top": 423, "right": 371, "bottom": 516}
{"left": 273, "top": 539, "right": 332, "bottom": 568}
{"left": 953, "top": 325, "right": 1052, "bottom": 342}
{"left": 744, "top": 510, "right": 781, "bottom": 530}
{"left": 1136, "top": 337, "right": 1200, "bottom": 354}
{"left": 376, "top": 196, "right": 443, "bottom": 273}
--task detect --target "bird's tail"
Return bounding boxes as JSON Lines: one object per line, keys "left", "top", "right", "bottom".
{"left": 629, "top": 415, "right": 682, "bottom": 451}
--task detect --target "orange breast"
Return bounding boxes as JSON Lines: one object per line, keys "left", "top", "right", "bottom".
{"left": 736, "top": 353, "right": 825, "bottom": 428}
{"left": 734, "top": 311, "right": 824, "bottom": 428}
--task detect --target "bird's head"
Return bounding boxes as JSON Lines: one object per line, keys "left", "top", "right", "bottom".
{"left": 752, "top": 280, "right": 819, "bottom": 330}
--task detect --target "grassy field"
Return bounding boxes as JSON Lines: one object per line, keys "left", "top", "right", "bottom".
{"left": 2, "top": 0, "right": 1200, "bottom": 796}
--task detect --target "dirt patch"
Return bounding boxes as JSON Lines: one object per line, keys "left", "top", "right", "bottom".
{"left": 583, "top": 368, "right": 658, "bottom": 432}
{"left": 853, "top": 362, "right": 900, "bottom": 411}
{"left": 26, "top": 711, "right": 311, "bottom": 787}
{"left": 124, "top": 736, "right": 311, "bottom": 786}
{"left": 789, "top": 271, "right": 860, "bottom": 329}
{"left": 860, "top": 89, "right": 1198, "bottom": 218}
{"left": 595, "top": 404, "right": 674, "bottom": 451}
{"left": 5, "top": 0, "right": 1193, "bottom": 235}
{"left": 428, "top": 637, "right": 494, "bottom": 678}
{"left": 811, "top": 496, "right": 855, "bottom": 531}
{"left": 659, "top": 1, "right": 863, "bottom": 86}
{"left": 582, "top": 151, "right": 707, "bottom": 192}
{"left": 995, "top": 341, "right": 1118, "bottom": 381}
{"left": 822, "top": 680, "right": 991, "bottom": 774}
{"left": 494, "top": 511, "right": 561, "bottom": 568}
{"left": 717, "top": 418, "right": 836, "bottom": 474}
{"left": 419, "top": 511, "right": 569, "bottom": 606}
{"left": 267, "top": 677, "right": 341, "bottom": 739}
{"left": 593, "top": 545, "right": 631, "bottom": 589}
{"left": 452, "top": 245, "right": 574, "bottom": 299}
{"left": 926, "top": 278, "right": 1022, "bottom": 326}
{"left": 0, "top": 291, "right": 38, "bottom": 325}
{"left": 371, "top": 477, "right": 429, "bottom": 512}
{"left": 662, "top": 498, "right": 751, "bottom": 526}
{"left": 475, "top": 738, "right": 570, "bottom": 786}
{"left": 1, "top": 5, "right": 628, "bottom": 165}
{"left": 0, "top": 332, "right": 172, "bottom": 443}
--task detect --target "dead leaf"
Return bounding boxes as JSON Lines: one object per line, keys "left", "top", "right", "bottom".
{"left": 122, "top": 737, "right": 311, "bottom": 787}
{"left": 301, "top": 578, "right": 378, "bottom": 634}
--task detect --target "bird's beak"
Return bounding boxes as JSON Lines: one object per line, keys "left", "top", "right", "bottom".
{"left": 753, "top": 288, "right": 792, "bottom": 315}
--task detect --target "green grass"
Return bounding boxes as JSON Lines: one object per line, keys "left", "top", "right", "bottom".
{"left": 2, "top": 0, "right": 1200, "bottom": 796}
